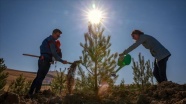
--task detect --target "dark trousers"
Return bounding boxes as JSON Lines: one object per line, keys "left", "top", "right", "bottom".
{"left": 153, "top": 55, "right": 170, "bottom": 83}
{"left": 29, "top": 59, "right": 51, "bottom": 95}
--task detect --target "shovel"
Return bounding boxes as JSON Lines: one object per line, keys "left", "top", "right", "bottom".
{"left": 23, "top": 53, "right": 73, "bottom": 64}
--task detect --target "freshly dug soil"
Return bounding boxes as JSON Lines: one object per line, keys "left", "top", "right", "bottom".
{"left": 0, "top": 81, "right": 185, "bottom": 104}
{"left": 137, "top": 81, "right": 186, "bottom": 104}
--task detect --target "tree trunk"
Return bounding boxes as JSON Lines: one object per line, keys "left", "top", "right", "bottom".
{"left": 94, "top": 61, "right": 98, "bottom": 95}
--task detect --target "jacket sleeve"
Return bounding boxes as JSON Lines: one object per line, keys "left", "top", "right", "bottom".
{"left": 49, "top": 42, "right": 64, "bottom": 63}
{"left": 123, "top": 35, "right": 146, "bottom": 54}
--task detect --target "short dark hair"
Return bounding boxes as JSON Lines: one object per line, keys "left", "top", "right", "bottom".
{"left": 131, "top": 30, "right": 144, "bottom": 35}
{"left": 53, "top": 29, "right": 62, "bottom": 34}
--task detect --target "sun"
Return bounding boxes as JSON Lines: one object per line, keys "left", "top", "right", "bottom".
{"left": 88, "top": 8, "right": 103, "bottom": 24}
{"left": 82, "top": 3, "right": 107, "bottom": 25}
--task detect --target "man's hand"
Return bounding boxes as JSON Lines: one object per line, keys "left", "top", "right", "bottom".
{"left": 62, "top": 60, "right": 68, "bottom": 64}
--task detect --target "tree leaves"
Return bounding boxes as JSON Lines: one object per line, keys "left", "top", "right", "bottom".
{"left": 78, "top": 23, "right": 118, "bottom": 95}
{"left": 8, "top": 74, "right": 31, "bottom": 95}
{"left": 0, "top": 58, "right": 8, "bottom": 92}
{"left": 132, "top": 53, "right": 154, "bottom": 92}
{"left": 50, "top": 68, "right": 66, "bottom": 95}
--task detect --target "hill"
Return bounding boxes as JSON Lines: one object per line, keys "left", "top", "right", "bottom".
{"left": 4, "top": 68, "right": 56, "bottom": 91}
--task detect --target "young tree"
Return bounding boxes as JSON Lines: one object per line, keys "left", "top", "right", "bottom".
{"left": 146, "top": 60, "right": 154, "bottom": 85}
{"left": 79, "top": 23, "right": 118, "bottom": 95}
{"left": 75, "top": 66, "right": 95, "bottom": 94}
{"left": 50, "top": 68, "right": 66, "bottom": 95}
{"left": 8, "top": 74, "right": 31, "bottom": 95}
{"left": 0, "top": 58, "right": 8, "bottom": 92}
{"left": 24, "top": 80, "right": 32, "bottom": 94}
{"left": 132, "top": 53, "right": 153, "bottom": 92}
{"left": 120, "top": 78, "right": 125, "bottom": 90}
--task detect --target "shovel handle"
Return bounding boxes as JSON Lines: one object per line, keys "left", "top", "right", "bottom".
{"left": 23, "top": 54, "right": 40, "bottom": 58}
{"left": 67, "top": 62, "right": 73, "bottom": 64}
{"left": 67, "top": 60, "right": 82, "bottom": 64}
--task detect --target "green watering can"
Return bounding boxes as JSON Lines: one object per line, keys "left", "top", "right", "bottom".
{"left": 111, "top": 54, "right": 131, "bottom": 77}
{"left": 117, "top": 54, "right": 131, "bottom": 67}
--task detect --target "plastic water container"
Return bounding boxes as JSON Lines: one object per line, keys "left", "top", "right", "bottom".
{"left": 117, "top": 54, "right": 131, "bottom": 67}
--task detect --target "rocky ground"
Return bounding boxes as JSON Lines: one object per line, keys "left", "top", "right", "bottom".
{"left": 0, "top": 89, "right": 62, "bottom": 104}
{"left": 0, "top": 81, "right": 185, "bottom": 104}
{"left": 138, "top": 81, "right": 186, "bottom": 104}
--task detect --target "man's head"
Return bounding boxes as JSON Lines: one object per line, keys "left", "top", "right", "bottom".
{"left": 131, "top": 30, "right": 144, "bottom": 40}
{"left": 52, "top": 29, "right": 62, "bottom": 40}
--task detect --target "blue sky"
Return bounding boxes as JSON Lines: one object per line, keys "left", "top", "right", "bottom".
{"left": 0, "top": 0, "right": 186, "bottom": 84}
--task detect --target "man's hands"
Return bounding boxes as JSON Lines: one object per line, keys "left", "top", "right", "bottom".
{"left": 62, "top": 60, "right": 68, "bottom": 64}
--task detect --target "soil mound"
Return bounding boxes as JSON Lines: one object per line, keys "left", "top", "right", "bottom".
{"left": 1, "top": 81, "right": 185, "bottom": 104}
{"left": 138, "top": 81, "right": 186, "bottom": 104}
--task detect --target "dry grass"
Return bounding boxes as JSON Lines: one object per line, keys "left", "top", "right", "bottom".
{"left": 4, "top": 68, "right": 54, "bottom": 91}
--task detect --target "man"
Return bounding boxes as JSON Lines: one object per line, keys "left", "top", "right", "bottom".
{"left": 28, "top": 29, "right": 67, "bottom": 97}
{"left": 119, "top": 30, "right": 171, "bottom": 83}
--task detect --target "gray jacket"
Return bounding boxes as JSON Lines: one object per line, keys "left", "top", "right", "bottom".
{"left": 123, "top": 34, "right": 171, "bottom": 61}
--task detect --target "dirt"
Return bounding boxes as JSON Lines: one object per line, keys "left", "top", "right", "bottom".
{"left": 138, "top": 81, "right": 186, "bottom": 104}
{"left": 0, "top": 92, "right": 20, "bottom": 104}
{"left": 0, "top": 81, "right": 186, "bottom": 104}
{"left": 0, "top": 89, "right": 62, "bottom": 104}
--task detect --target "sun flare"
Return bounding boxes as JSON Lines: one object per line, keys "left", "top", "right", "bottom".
{"left": 88, "top": 9, "right": 103, "bottom": 24}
